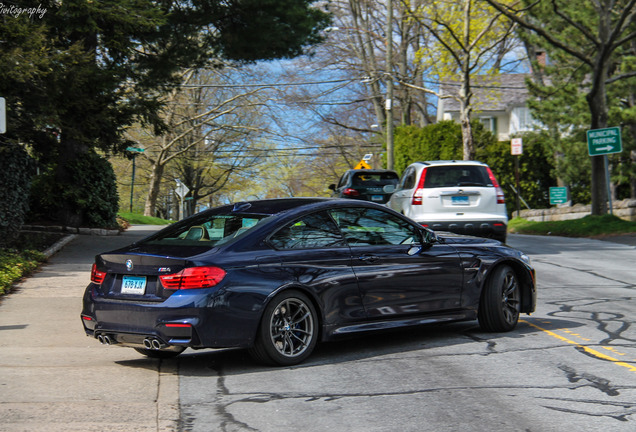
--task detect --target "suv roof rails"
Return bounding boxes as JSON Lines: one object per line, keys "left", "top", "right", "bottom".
{"left": 414, "top": 160, "right": 484, "bottom": 165}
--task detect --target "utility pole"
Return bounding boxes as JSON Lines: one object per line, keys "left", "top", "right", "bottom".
{"left": 385, "top": 0, "right": 394, "bottom": 170}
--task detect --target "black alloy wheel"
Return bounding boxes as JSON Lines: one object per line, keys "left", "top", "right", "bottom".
{"left": 249, "top": 290, "right": 318, "bottom": 366}
{"left": 478, "top": 265, "right": 521, "bottom": 332}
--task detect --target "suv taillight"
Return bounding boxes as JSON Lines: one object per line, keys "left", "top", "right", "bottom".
{"left": 412, "top": 168, "right": 428, "bottom": 205}
{"left": 342, "top": 188, "right": 360, "bottom": 197}
{"left": 486, "top": 167, "right": 505, "bottom": 204}
{"left": 160, "top": 266, "right": 226, "bottom": 290}
{"left": 91, "top": 263, "right": 106, "bottom": 285}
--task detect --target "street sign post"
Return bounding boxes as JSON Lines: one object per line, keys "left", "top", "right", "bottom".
{"left": 0, "top": 97, "right": 6, "bottom": 134}
{"left": 586, "top": 127, "right": 622, "bottom": 215}
{"left": 586, "top": 127, "right": 622, "bottom": 156}
{"left": 549, "top": 187, "right": 568, "bottom": 205}
{"left": 125, "top": 147, "right": 145, "bottom": 212}
{"left": 511, "top": 138, "right": 522, "bottom": 217}
{"left": 175, "top": 180, "right": 190, "bottom": 220}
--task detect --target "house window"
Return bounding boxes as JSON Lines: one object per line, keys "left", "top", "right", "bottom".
{"left": 479, "top": 117, "right": 497, "bottom": 134}
{"left": 510, "top": 107, "right": 537, "bottom": 133}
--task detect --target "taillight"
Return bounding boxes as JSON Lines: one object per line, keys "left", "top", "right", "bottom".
{"left": 342, "top": 188, "right": 360, "bottom": 197}
{"left": 91, "top": 263, "right": 106, "bottom": 284}
{"left": 160, "top": 266, "right": 226, "bottom": 290}
{"left": 412, "top": 168, "right": 427, "bottom": 205}
{"left": 486, "top": 167, "right": 505, "bottom": 204}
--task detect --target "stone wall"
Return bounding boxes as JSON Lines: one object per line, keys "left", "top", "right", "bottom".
{"left": 520, "top": 199, "right": 636, "bottom": 222}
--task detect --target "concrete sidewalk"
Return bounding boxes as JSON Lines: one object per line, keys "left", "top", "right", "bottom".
{"left": 0, "top": 226, "right": 178, "bottom": 432}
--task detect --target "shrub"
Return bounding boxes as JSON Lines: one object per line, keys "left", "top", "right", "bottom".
{"left": 0, "top": 141, "right": 35, "bottom": 248}
{"left": 30, "top": 151, "right": 119, "bottom": 228}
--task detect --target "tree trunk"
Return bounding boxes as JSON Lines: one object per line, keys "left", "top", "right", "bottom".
{"left": 586, "top": 47, "right": 610, "bottom": 216}
{"left": 144, "top": 160, "right": 165, "bottom": 217}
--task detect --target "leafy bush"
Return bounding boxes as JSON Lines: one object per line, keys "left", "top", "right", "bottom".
{"left": 29, "top": 151, "right": 119, "bottom": 228}
{"left": 477, "top": 131, "right": 557, "bottom": 215}
{"left": 393, "top": 120, "right": 497, "bottom": 174}
{"left": 0, "top": 249, "right": 46, "bottom": 296}
{"left": 0, "top": 142, "right": 35, "bottom": 248}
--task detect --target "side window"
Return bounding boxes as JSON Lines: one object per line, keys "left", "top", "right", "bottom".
{"left": 337, "top": 173, "right": 349, "bottom": 189}
{"left": 400, "top": 167, "right": 416, "bottom": 190}
{"left": 269, "top": 212, "right": 347, "bottom": 250}
{"left": 329, "top": 208, "right": 419, "bottom": 247}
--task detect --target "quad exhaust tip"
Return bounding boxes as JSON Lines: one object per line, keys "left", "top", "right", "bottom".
{"left": 97, "top": 334, "right": 113, "bottom": 345}
{"left": 144, "top": 338, "right": 167, "bottom": 350}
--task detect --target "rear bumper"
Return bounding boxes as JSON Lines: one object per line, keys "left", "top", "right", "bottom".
{"left": 417, "top": 220, "right": 507, "bottom": 239}
{"left": 81, "top": 284, "right": 259, "bottom": 350}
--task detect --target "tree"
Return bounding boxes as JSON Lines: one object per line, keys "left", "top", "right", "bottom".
{"left": 0, "top": 0, "right": 330, "bottom": 226}
{"left": 133, "top": 66, "right": 271, "bottom": 216}
{"left": 482, "top": 0, "right": 636, "bottom": 214}
{"left": 406, "top": 0, "right": 518, "bottom": 160}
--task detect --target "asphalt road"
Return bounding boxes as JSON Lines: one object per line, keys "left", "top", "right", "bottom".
{"left": 0, "top": 228, "right": 634, "bottom": 431}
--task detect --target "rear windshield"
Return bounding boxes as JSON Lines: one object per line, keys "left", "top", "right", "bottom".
{"left": 139, "top": 213, "right": 272, "bottom": 247}
{"left": 352, "top": 172, "right": 399, "bottom": 187}
{"left": 424, "top": 166, "right": 492, "bottom": 188}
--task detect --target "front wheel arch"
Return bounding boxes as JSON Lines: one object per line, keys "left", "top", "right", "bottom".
{"left": 249, "top": 289, "right": 321, "bottom": 366}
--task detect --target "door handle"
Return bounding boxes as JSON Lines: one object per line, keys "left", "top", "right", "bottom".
{"left": 358, "top": 254, "right": 379, "bottom": 263}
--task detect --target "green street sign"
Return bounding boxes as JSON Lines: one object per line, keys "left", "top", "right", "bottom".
{"left": 126, "top": 146, "right": 145, "bottom": 153}
{"left": 549, "top": 187, "right": 568, "bottom": 205}
{"left": 586, "top": 127, "right": 622, "bottom": 156}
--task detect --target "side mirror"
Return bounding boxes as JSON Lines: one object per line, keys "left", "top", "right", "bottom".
{"left": 422, "top": 228, "right": 439, "bottom": 245}
{"left": 407, "top": 244, "right": 422, "bottom": 255}
{"left": 328, "top": 184, "right": 336, "bottom": 191}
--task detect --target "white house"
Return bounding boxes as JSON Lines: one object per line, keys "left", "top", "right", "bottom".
{"left": 436, "top": 74, "right": 538, "bottom": 141}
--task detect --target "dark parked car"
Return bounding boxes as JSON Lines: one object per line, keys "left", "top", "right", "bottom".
{"left": 329, "top": 169, "right": 399, "bottom": 204}
{"left": 81, "top": 198, "right": 536, "bottom": 366}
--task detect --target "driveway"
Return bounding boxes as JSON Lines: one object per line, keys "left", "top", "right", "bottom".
{"left": 0, "top": 226, "right": 176, "bottom": 432}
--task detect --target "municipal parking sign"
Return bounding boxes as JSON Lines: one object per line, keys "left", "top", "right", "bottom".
{"left": 587, "top": 127, "right": 622, "bottom": 156}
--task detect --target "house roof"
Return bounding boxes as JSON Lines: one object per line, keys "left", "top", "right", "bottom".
{"left": 439, "top": 74, "right": 530, "bottom": 113}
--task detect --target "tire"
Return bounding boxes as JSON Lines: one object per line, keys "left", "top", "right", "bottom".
{"left": 478, "top": 265, "right": 520, "bottom": 332}
{"left": 134, "top": 347, "right": 185, "bottom": 359}
{"left": 249, "top": 290, "right": 318, "bottom": 366}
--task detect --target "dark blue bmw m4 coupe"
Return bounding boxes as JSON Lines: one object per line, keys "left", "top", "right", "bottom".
{"left": 81, "top": 198, "right": 535, "bottom": 366}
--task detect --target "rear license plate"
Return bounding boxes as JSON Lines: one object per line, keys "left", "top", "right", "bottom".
{"left": 371, "top": 195, "right": 383, "bottom": 201}
{"left": 121, "top": 276, "right": 147, "bottom": 295}
{"left": 452, "top": 196, "right": 470, "bottom": 205}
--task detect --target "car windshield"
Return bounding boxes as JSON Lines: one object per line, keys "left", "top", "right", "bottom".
{"left": 139, "top": 213, "right": 272, "bottom": 247}
{"left": 351, "top": 172, "right": 399, "bottom": 187}
{"left": 424, "top": 166, "right": 491, "bottom": 188}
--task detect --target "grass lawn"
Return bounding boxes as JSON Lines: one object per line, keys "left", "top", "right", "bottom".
{"left": 508, "top": 214, "right": 636, "bottom": 237}
{"left": 117, "top": 212, "right": 174, "bottom": 225}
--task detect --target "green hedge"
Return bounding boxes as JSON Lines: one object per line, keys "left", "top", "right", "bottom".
{"left": 0, "top": 142, "right": 34, "bottom": 248}
{"left": 30, "top": 151, "right": 119, "bottom": 228}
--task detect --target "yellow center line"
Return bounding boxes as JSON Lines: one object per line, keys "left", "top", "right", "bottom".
{"left": 521, "top": 319, "right": 636, "bottom": 374}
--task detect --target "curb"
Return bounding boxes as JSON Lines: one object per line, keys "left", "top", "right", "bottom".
{"left": 42, "top": 234, "right": 78, "bottom": 259}
{"left": 22, "top": 224, "right": 121, "bottom": 236}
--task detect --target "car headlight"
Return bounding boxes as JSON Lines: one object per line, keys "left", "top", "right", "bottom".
{"left": 519, "top": 253, "right": 531, "bottom": 265}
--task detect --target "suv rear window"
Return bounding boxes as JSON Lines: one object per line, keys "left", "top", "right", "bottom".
{"left": 351, "top": 172, "right": 399, "bottom": 187}
{"left": 424, "top": 166, "right": 492, "bottom": 188}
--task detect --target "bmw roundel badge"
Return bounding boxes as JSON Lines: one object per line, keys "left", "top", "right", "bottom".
{"left": 125, "top": 259, "right": 133, "bottom": 271}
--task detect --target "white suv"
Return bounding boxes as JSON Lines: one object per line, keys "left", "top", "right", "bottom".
{"left": 388, "top": 161, "right": 508, "bottom": 242}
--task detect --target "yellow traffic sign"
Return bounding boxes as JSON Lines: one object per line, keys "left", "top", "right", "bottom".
{"left": 354, "top": 160, "right": 371, "bottom": 169}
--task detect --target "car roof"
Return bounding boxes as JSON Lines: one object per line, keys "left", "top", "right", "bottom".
{"left": 344, "top": 169, "right": 398, "bottom": 174}
{"left": 412, "top": 160, "right": 487, "bottom": 166}
{"left": 216, "top": 197, "right": 335, "bottom": 215}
